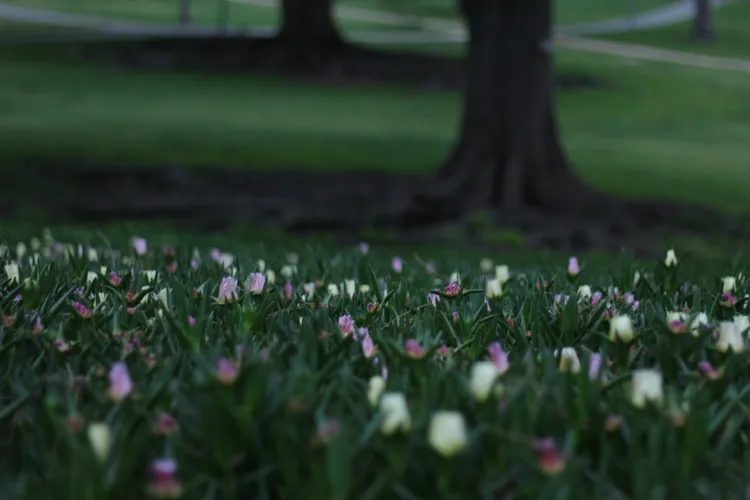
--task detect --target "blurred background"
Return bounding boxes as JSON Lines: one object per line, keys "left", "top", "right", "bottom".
{"left": 0, "top": 0, "right": 748, "bottom": 263}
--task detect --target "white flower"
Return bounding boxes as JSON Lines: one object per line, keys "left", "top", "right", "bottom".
{"left": 469, "top": 362, "right": 500, "bottom": 402}
{"left": 666, "top": 311, "right": 688, "bottom": 334}
{"left": 631, "top": 369, "right": 664, "bottom": 409}
{"left": 218, "top": 253, "right": 234, "bottom": 269}
{"left": 495, "top": 265, "right": 510, "bottom": 284}
{"left": 16, "top": 242, "right": 27, "bottom": 260}
{"left": 664, "top": 249, "right": 678, "bottom": 267}
{"left": 266, "top": 270, "right": 276, "bottom": 284}
{"left": 4, "top": 263, "right": 19, "bottom": 284}
{"left": 609, "top": 315, "right": 634, "bottom": 343}
{"left": 486, "top": 279, "right": 502, "bottom": 299}
{"left": 257, "top": 259, "right": 266, "bottom": 272}
{"left": 633, "top": 270, "right": 641, "bottom": 285}
{"left": 367, "top": 376, "right": 385, "bottom": 407}
{"left": 87, "top": 423, "right": 113, "bottom": 462}
{"left": 577, "top": 285, "right": 592, "bottom": 299}
{"left": 345, "top": 279, "right": 356, "bottom": 299}
{"left": 156, "top": 288, "right": 169, "bottom": 309}
{"left": 428, "top": 411, "right": 468, "bottom": 458}
{"left": 143, "top": 270, "right": 157, "bottom": 283}
{"left": 479, "top": 258, "right": 493, "bottom": 273}
{"left": 722, "top": 276, "right": 737, "bottom": 293}
{"left": 280, "top": 265, "right": 295, "bottom": 279}
{"left": 87, "top": 248, "right": 98, "bottom": 262}
{"left": 690, "top": 313, "right": 710, "bottom": 336}
{"left": 379, "top": 392, "right": 411, "bottom": 435}
{"left": 302, "top": 282, "right": 316, "bottom": 301}
{"left": 556, "top": 347, "right": 581, "bottom": 374}
{"left": 450, "top": 272, "right": 460, "bottom": 285}
{"left": 735, "top": 315, "right": 750, "bottom": 336}
{"left": 717, "top": 321, "right": 745, "bottom": 353}
{"left": 359, "top": 284, "right": 371, "bottom": 294}
{"left": 86, "top": 271, "right": 98, "bottom": 285}
{"left": 327, "top": 283, "right": 339, "bottom": 296}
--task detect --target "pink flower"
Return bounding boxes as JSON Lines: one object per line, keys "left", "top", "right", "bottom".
{"left": 166, "top": 262, "right": 177, "bottom": 273}
{"left": 132, "top": 238, "right": 147, "bottom": 256}
{"left": 148, "top": 458, "right": 182, "bottom": 498}
{"left": 215, "top": 358, "right": 238, "bottom": 384}
{"left": 366, "top": 302, "right": 381, "bottom": 314}
{"left": 190, "top": 259, "right": 199, "bottom": 270}
{"left": 698, "top": 360, "right": 722, "bottom": 381}
{"left": 217, "top": 277, "right": 238, "bottom": 304}
{"left": 535, "top": 438, "right": 565, "bottom": 475}
{"left": 452, "top": 311, "right": 459, "bottom": 322}
{"left": 437, "top": 344, "right": 450, "bottom": 357}
{"left": 444, "top": 282, "right": 461, "bottom": 297}
{"left": 32, "top": 316, "right": 43, "bottom": 334}
{"left": 210, "top": 248, "right": 221, "bottom": 262}
{"left": 567, "top": 257, "right": 580, "bottom": 276}
{"left": 338, "top": 315, "right": 355, "bottom": 337}
{"left": 107, "top": 362, "right": 133, "bottom": 402}
{"left": 73, "top": 302, "right": 91, "bottom": 319}
{"left": 283, "top": 282, "right": 294, "bottom": 300}
{"left": 246, "top": 272, "right": 266, "bottom": 294}
{"left": 55, "top": 339, "right": 71, "bottom": 353}
{"left": 109, "top": 272, "right": 122, "bottom": 287}
{"left": 391, "top": 257, "right": 403, "bottom": 273}
{"left": 488, "top": 342, "right": 509, "bottom": 374}
{"left": 187, "top": 316, "right": 196, "bottom": 327}
{"left": 588, "top": 353, "right": 603, "bottom": 380}
{"left": 361, "top": 333, "right": 378, "bottom": 359}
{"left": 127, "top": 307, "right": 137, "bottom": 315}
{"left": 721, "top": 292, "right": 738, "bottom": 308}
{"left": 359, "top": 242, "right": 369, "bottom": 255}
{"left": 405, "top": 339, "right": 425, "bottom": 359}
{"left": 427, "top": 293, "right": 440, "bottom": 306}
{"left": 316, "top": 418, "right": 341, "bottom": 444}
{"left": 153, "top": 413, "right": 178, "bottom": 436}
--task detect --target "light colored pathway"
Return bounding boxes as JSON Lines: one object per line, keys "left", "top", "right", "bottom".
{"left": 1, "top": 0, "right": 749, "bottom": 74}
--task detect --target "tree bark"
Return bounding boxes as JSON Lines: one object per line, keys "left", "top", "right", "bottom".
{"left": 178, "top": 0, "right": 191, "bottom": 26}
{"left": 279, "top": 0, "right": 343, "bottom": 46}
{"left": 691, "top": 0, "right": 714, "bottom": 42}
{"left": 411, "top": 0, "right": 607, "bottom": 223}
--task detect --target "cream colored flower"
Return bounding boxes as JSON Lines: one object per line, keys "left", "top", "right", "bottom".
{"left": 486, "top": 278, "right": 502, "bottom": 299}
{"left": 717, "top": 321, "right": 745, "bottom": 353}
{"left": 280, "top": 265, "right": 295, "bottom": 279}
{"left": 633, "top": 270, "right": 641, "bottom": 285}
{"left": 734, "top": 315, "right": 750, "bottom": 336}
{"left": 4, "top": 263, "right": 19, "bottom": 284}
{"left": 722, "top": 276, "right": 737, "bottom": 293}
{"left": 664, "top": 249, "right": 678, "bottom": 267}
{"left": 690, "top": 313, "right": 710, "bottom": 336}
{"left": 359, "top": 284, "right": 371, "bottom": 294}
{"left": 666, "top": 311, "right": 688, "bottom": 334}
{"left": 479, "top": 258, "right": 493, "bottom": 273}
{"left": 577, "top": 285, "right": 592, "bottom": 299}
{"left": 87, "top": 423, "right": 112, "bottom": 462}
{"left": 86, "top": 271, "right": 98, "bottom": 285}
{"left": 557, "top": 347, "right": 581, "bottom": 374}
{"left": 345, "top": 279, "right": 356, "bottom": 299}
{"left": 450, "top": 272, "right": 461, "bottom": 285}
{"left": 609, "top": 315, "right": 634, "bottom": 343}
{"left": 379, "top": 392, "right": 411, "bottom": 435}
{"left": 428, "top": 411, "right": 468, "bottom": 458}
{"left": 495, "top": 265, "right": 510, "bottom": 284}
{"left": 87, "top": 248, "right": 98, "bottom": 262}
{"left": 257, "top": 259, "right": 266, "bottom": 272}
{"left": 367, "top": 376, "right": 385, "bottom": 407}
{"left": 156, "top": 288, "right": 169, "bottom": 310}
{"left": 143, "top": 270, "right": 157, "bottom": 283}
{"left": 327, "top": 283, "right": 339, "bottom": 296}
{"left": 266, "top": 270, "right": 276, "bottom": 284}
{"left": 469, "top": 362, "right": 500, "bottom": 402}
{"left": 631, "top": 369, "right": 664, "bottom": 409}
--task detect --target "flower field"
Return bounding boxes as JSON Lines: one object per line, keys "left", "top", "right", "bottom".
{"left": 2, "top": 231, "right": 750, "bottom": 499}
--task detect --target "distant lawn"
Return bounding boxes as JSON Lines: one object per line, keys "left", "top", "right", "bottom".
{"left": 2, "top": 0, "right": 673, "bottom": 29}
{"left": 601, "top": 0, "right": 750, "bottom": 59}
{"left": 1, "top": 41, "right": 749, "bottom": 215}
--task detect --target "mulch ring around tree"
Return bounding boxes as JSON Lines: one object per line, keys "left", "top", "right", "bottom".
{"left": 4, "top": 161, "right": 746, "bottom": 258}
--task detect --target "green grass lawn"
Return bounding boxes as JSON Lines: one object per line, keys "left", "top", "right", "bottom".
{"left": 1, "top": 41, "right": 749, "bottom": 214}
{"left": 1, "top": 0, "right": 673, "bottom": 29}
{"left": 601, "top": 0, "right": 750, "bottom": 59}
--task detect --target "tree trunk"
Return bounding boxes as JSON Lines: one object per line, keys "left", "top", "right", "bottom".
{"left": 178, "top": 0, "right": 191, "bottom": 26}
{"left": 279, "top": 0, "right": 343, "bottom": 45}
{"left": 691, "top": 0, "right": 714, "bottom": 42}
{"left": 412, "top": 0, "right": 606, "bottom": 222}
{"left": 277, "top": 0, "right": 345, "bottom": 69}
